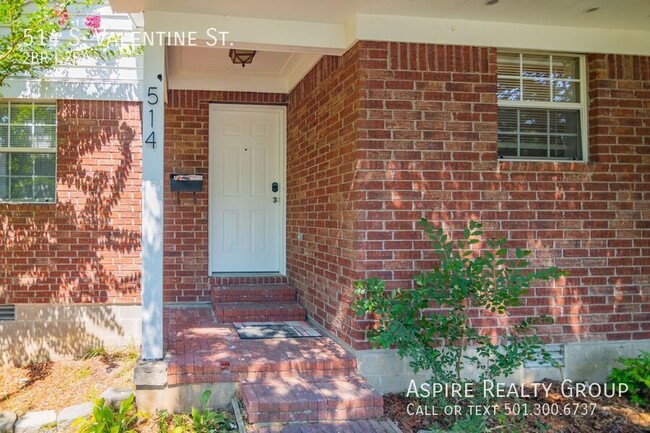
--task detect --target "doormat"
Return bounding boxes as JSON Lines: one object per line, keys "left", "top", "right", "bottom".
{"left": 234, "top": 322, "right": 322, "bottom": 340}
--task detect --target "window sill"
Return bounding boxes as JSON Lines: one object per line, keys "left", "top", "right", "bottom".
{"left": 0, "top": 200, "right": 57, "bottom": 205}
{"left": 496, "top": 158, "right": 596, "bottom": 172}
{"left": 498, "top": 158, "right": 588, "bottom": 163}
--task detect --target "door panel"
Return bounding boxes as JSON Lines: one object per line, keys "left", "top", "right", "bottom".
{"left": 210, "top": 105, "right": 283, "bottom": 273}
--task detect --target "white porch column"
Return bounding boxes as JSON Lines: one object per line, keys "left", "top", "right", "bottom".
{"left": 141, "top": 40, "right": 165, "bottom": 360}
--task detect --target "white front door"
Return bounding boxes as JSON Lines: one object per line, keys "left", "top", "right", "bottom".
{"left": 209, "top": 104, "right": 285, "bottom": 273}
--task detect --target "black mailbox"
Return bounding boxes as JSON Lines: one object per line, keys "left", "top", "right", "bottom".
{"left": 170, "top": 173, "right": 203, "bottom": 192}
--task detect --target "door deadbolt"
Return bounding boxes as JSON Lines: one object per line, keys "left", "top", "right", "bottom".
{"left": 272, "top": 182, "right": 279, "bottom": 193}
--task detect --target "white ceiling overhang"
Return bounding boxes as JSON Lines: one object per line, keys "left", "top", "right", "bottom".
{"left": 166, "top": 46, "right": 322, "bottom": 94}
{"left": 111, "top": 0, "right": 650, "bottom": 93}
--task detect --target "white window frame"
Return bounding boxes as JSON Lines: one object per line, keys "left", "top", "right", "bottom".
{"left": 497, "top": 50, "right": 588, "bottom": 162}
{"left": 0, "top": 100, "right": 58, "bottom": 204}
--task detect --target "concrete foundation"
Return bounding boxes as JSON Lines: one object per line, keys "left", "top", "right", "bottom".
{"left": 0, "top": 304, "right": 141, "bottom": 366}
{"left": 355, "top": 339, "right": 650, "bottom": 394}
{"left": 135, "top": 382, "right": 238, "bottom": 413}
{"left": 134, "top": 356, "right": 237, "bottom": 412}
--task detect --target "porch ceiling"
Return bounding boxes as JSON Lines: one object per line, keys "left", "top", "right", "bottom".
{"left": 113, "top": 0, "right": 650, "bottom": 31}
{"left": 166, "top": 46, "right": 321, "bottom": 93}
{"left": 114, "top": 0, "right": 650, "bottom": 93}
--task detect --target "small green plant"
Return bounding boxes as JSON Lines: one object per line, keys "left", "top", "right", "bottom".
{"left": 116, "top": 345, "right": 140, "bottom": 379}
{"left": 155, "top": 391, "right": 234, "bottom": 433}
{"left": 608, "top": 351, "right": 650, "bottom": 407}
{"left": 73, "top": 394, "right": 138, "bottom": 433}
{"left": 172, "top": 413, "right": 192, "bottom": 432}
{"left": 84, "top": 387, "right": 102, "bottom": 403}
{"left": 354, "top": 219, "right": 566, "bottom": 431}
{"left": 42, "top": 421, "right": 58, "bottom": 430}
{"left": 428, "top": 414, "right": 485, "bottom": 433}
{"left": 191, "top": 390, "right": 229, "bottom": 433}
{"left": 74, "top": 366, "right": 93, "bottom": 381}
{"left": 156, "top": 409, "right": 187, "bottom": 433}
{"left": 81, "top": 346, "right": 109, "bottom": 360}
{"left": 156, "top": 409, "right": 170, "bottom": 433}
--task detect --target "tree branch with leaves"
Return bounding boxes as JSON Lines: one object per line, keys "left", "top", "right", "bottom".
{"left": 0, "top": 0, "right": 140, "bottom": 91}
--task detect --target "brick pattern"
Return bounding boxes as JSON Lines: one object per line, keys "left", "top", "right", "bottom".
{"left": 250, "top": 420, "right": 400, "bottom": 433}
{"left": 354, "top": 41, "right": 497, "bottom": 284}
{"left": 164, "top": 90, "right": 287, "bottom": 302}
{"left": 211, "top": 275, "right": 289, "bottom": 286}
{"left": 0, "top": 100, "right": 142, "bottom": 304}
{"left": 164, "top": 306, "right": 357, "bottom": 385}
{"left": 588, "top": 54, "right": 650, "bottom": 160}
{"left": 165, "top": 305, "right": 384, "bottom": 428}
{"left": 287, "top": 42, "right": 650, "bottom": 350}
{"left": 213, "top": 284, "right": 297, "bottom": 302}
{"left": 352, "top": 42, "right": 500, "bottom": 348}
{"left": 213, "top": 301, "right": 306, "bottom": 323}
{"left": 211, "top": 284, "right": 306, "bottom": 323}
{"left": 352, "top": 45, "right": 650, "bottom": 348}
{"left": 241, "top": 376, "right": 384, "bottom": 423}
{"left": 286, "top": 45, "right": 363, "bottom": 345}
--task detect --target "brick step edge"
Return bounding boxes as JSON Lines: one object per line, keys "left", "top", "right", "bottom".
{"left": 249, "top": 419, "right": 402, "bottom": 433}
{"left": 241, "top": 376, "right": 384, "bottom": 424}
{"left": 168, "top": 367, "right": 360, "bottom": 385}
{"left": 212, "top": 284, "right": 297, "bottom": 303}
{"left": 213, "top": 301, "right": 306, "bottom": 323}
{"left": 168, "top": 351, "right": 357, "bottom": 385}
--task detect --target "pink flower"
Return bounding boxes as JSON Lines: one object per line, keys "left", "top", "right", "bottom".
{"left": 54, "top": 5, "right": 69, "bottom": 26}
{"left": 58, "top": 11, "right": 69, "bottom": 26}
{"left": 85, "top": 15, "right": 101, "bottom": 34}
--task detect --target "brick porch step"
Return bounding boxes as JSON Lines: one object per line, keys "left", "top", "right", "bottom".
{"left": 213, "top": 301, "right": 306, "bottom": 323}
{"left": 212, "top": 284, "right": 297, "bottom": 303}
{"left": 250, "top": 419, "right": 400, "bottom": 433}
{"left": 166, "top": 312, "right": 358, "bottom": 385}
{"left": 232, "top": 343, "right": 357, "bottom": 381}
{"left": 241, "top": 376, "right": 384, "bottom": 424}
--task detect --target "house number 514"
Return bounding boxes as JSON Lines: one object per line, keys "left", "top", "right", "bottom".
{"left": 146, "top": 86, "right": 159, "bottom": 148}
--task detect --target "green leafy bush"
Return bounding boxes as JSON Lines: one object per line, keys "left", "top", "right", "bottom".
{"left": 354, "top": 219, "right": 566, "bottom": 431}
{"left": 608, "top": 351, "right": 650, "bottom": 407}
{"left": 74, "top": 394, "right": 138, "bottom": 433}
{"left": 355, "top": 219, "right": 565, "bottom": 383}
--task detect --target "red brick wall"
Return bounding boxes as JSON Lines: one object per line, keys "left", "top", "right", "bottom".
{"left": 351, "top": 43, "right": 500, "bottom": 348}
{"left": 288, "top": 42, "right": 650, "bottom": 350}
{"left": 352, "top": 44, "right": 649, "bottom": 348}
{"left": 164, "top": 90, "right": 287, "bottom": 302}
{"left": 286, "top": 45, "right": 363, "bottom": 343}
{"left": 354, "top": 42, "right": 497, "bottom": 285}
{"left": 0, "top": 100, "right": 142, "bottom": 304}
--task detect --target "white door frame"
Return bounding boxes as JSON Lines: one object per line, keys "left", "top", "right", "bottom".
{"left": 208, "top": 103, "right": 287, "bottom": 275}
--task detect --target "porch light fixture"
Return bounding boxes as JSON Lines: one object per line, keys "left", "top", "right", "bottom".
{"left": 229, "top": 49, "right": 256, "bottom": 67}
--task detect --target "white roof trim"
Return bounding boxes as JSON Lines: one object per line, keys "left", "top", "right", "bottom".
{"left": 355, "top": 14, "right": 650, "bottom": 56}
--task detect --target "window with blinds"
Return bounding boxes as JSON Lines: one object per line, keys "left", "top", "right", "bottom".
{"left": 0, "top": 101, "right": 57, "bottom": 203}
{"left": 497, "top": 52, "right": 587, "bottom": 161}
